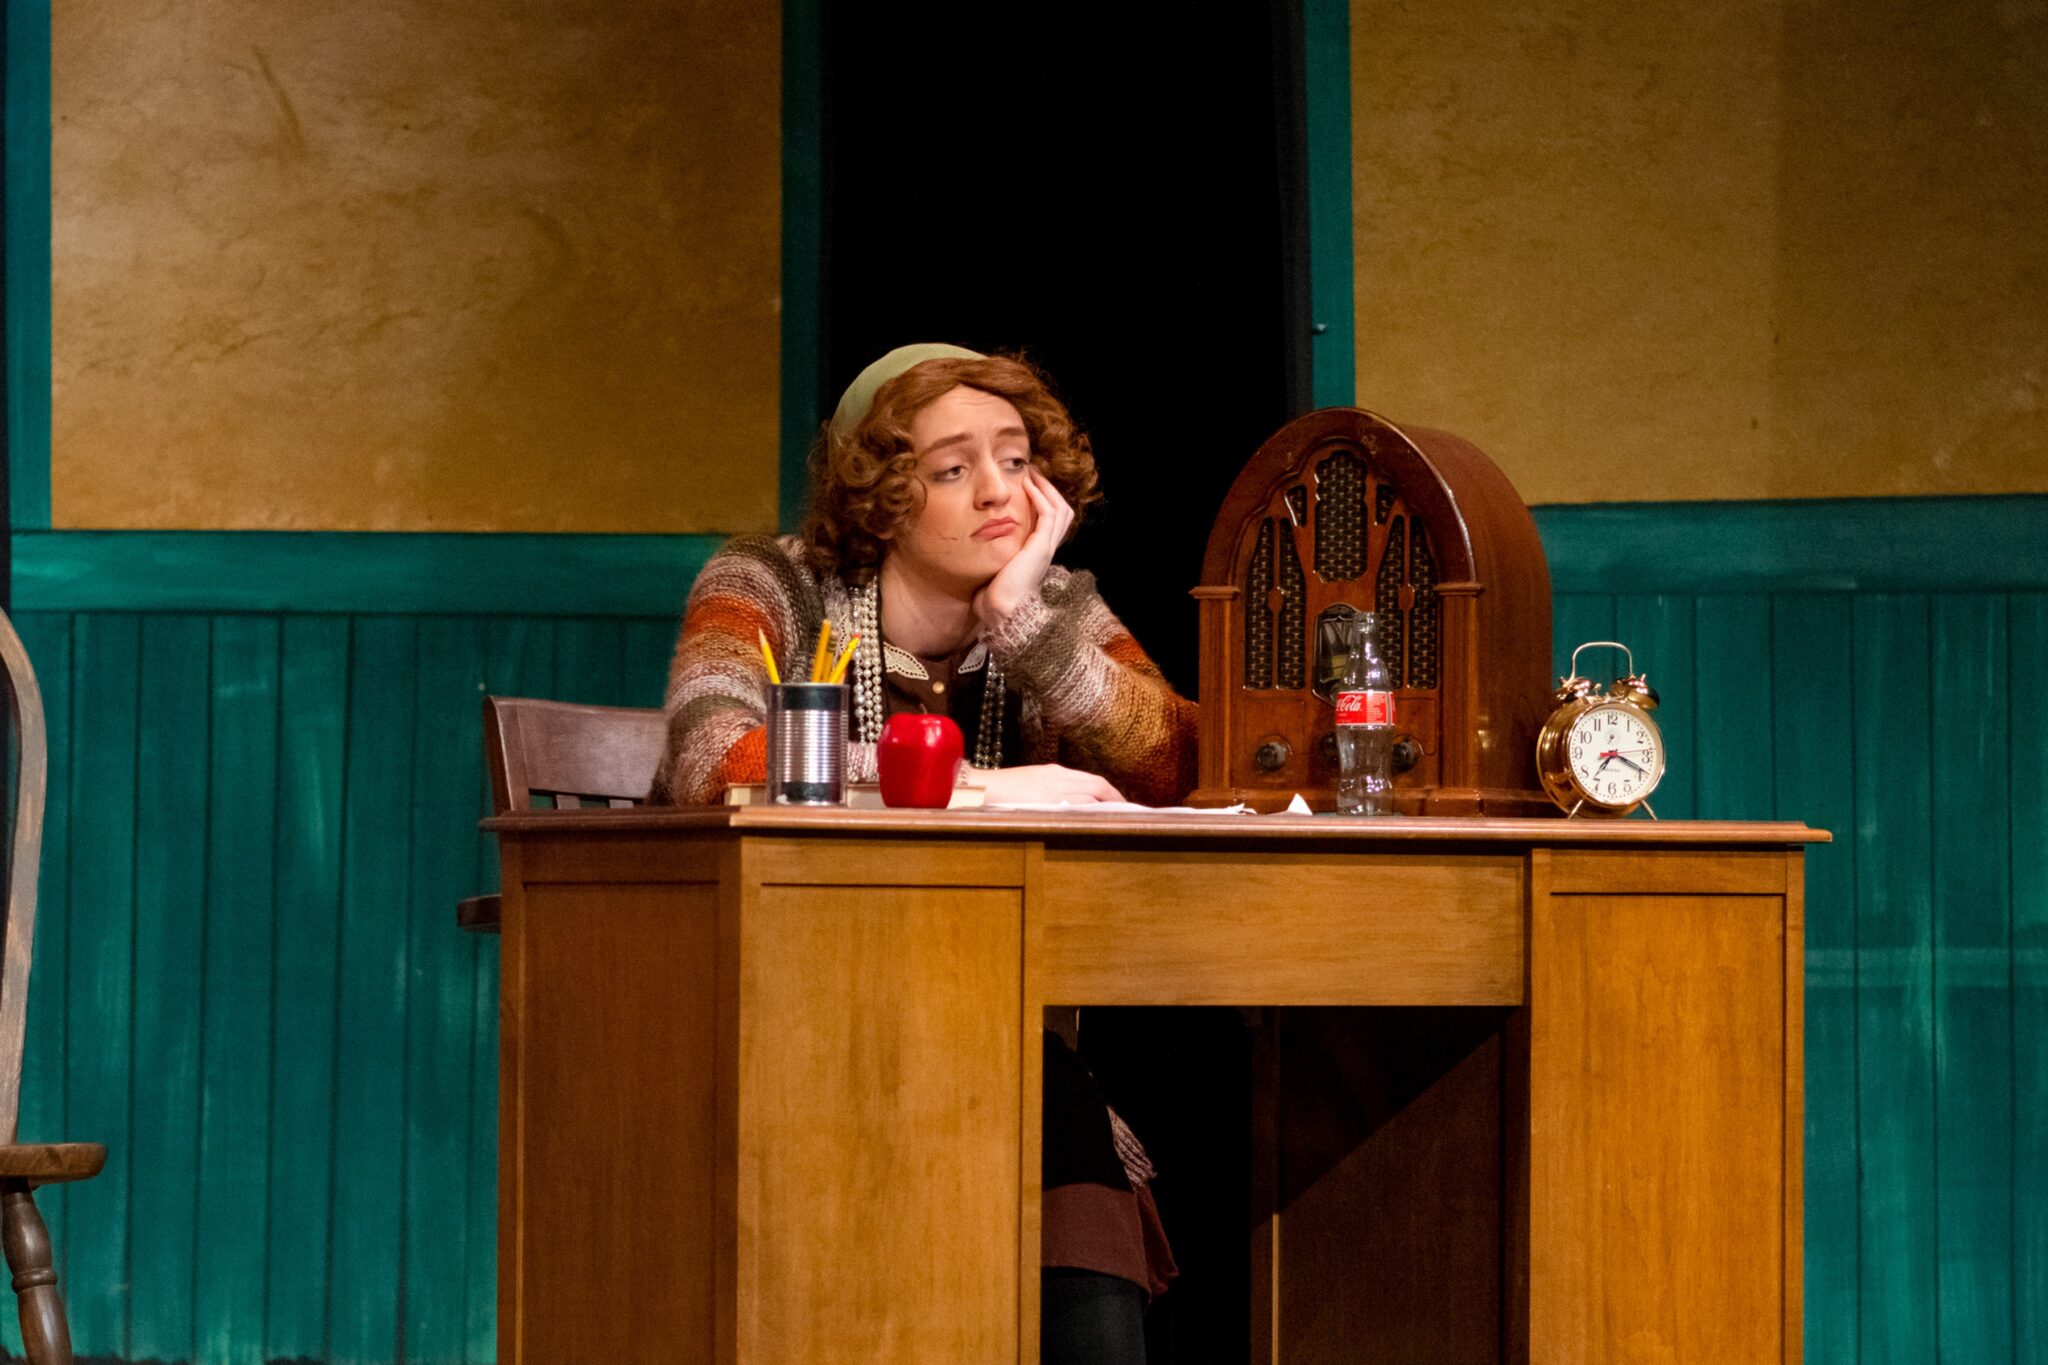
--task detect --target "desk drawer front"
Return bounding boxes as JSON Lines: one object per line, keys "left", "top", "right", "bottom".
{"left": 1036, "top": 851, "right": 1524, "bottom": 1006}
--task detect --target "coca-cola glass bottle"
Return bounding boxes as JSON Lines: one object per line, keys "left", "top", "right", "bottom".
{"left": 1334, "top": 611, "right": 1395, "bottom": 815}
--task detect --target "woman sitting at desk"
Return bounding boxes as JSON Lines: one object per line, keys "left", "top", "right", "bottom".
{"left": 652, "top": 342, "right": 1197, "bottom": 1361}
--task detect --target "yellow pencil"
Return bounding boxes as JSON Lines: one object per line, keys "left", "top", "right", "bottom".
{"left": 826, "top": 634, "right": 862, "bottom": 685}
{"left": 810, "top": 620, "right": 833, "bottom": 683}
{"left": 756, "top": 629, "right": 781, "bottom": 685}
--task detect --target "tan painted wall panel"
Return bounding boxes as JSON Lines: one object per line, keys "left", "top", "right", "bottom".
{"left": 1350, "top": 0, "right": 2048, "bottom": 504}
{"left": 52, "top": 0, "right": 781, "bottom": 532}
{"left": 1773, "top": 0, "right": 2048, "bottom": 498}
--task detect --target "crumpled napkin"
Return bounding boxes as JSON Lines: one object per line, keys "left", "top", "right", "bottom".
{"left": 1285, "top": 793, "right": 1313, "bottom": 815}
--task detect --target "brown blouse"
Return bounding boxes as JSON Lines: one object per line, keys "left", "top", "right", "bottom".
{"left": 878, "top": 639, "right": 1021, "bottom": 767}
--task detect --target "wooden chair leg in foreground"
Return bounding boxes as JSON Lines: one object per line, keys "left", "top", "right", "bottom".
{"left": 0, "top": 610, "right": 113, "bottom": 1365}
{"left": 1, "top": 1181, "right": 72, "bottom": 1365}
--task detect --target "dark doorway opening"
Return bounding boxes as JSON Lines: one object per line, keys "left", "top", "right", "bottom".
{"left": 819, "top": 1, "right": 1305, "bottom": 699}
{"left": 820, "top": 9, "right": 1308, "bottom": 1359}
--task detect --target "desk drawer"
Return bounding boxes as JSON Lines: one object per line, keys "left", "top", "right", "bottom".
{"left": 1036, "top": 850, "right": 1524, "bottom": 1006}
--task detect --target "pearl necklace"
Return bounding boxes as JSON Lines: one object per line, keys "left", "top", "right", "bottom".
{"left": 852, "top": 577, "right": 1006, "bottom": 770}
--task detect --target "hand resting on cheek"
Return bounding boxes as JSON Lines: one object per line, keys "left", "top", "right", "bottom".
{"left": 973, "top": 468, "right": 1074, "bottom": 629}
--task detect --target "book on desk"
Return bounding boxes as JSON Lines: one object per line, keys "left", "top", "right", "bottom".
{"left": 722, "top": 782, "right": 986, "bottom": 809}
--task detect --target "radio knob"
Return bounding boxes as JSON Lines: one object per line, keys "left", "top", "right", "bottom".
{"left": 1253, "top": 739, "right": 1291, "bottom": 773}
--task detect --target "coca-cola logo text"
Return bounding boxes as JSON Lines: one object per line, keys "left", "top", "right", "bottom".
{"left": 1335, "top": 691, "right": 1395, "bottom": 726}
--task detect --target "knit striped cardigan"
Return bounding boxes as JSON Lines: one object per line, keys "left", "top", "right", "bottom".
{"left": 650, "top": 534, "right": 1200, "bottom": 807}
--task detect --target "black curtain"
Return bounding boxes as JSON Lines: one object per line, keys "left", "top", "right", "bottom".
{"left": 819, "top": 1, "right": 1305, "bottom": 699}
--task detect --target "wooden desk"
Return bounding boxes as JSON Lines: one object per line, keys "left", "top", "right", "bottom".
{"left": 486, "top": 808, "right": 1823, "bottom": 1364}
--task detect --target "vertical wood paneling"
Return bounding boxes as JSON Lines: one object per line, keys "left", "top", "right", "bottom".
{"left": 1850, "top": 596, "right": 1939, "bottom": 1362}
{"left": 1694, "top": 594, "right": 1774, "bottom": 820}
{"left": 2012, "top": 593, "right": 2048, "bottom": 1365}
{"left": 624, "top": 618, "right": 677, "bottom": 709}
{"left": 1550, "top": 594, "right": 1615, "bottom": 681}
{"left": 128, "top": 616, "right": 210, "bottom": 1364}
{"left": 194, "top": 617, "right": 282, "bottom": 1365}
{"left": 554, "top": 619, "right": 629, "bottom": 707}
{"left": 1928, "top": 596, "right": 2014, "bottom": 1357}
{"left": 462, "top": 943, "right": 499, "bottom": 1365}
{"left": 462, "top": 942, "right": 498, "bottom": 1365}
{"left": 62, "top": 614, "right": 138, "bottom": 1359}
{"left": 265, "top": 616, "right": 351, "bottom": 1361}
{"left": 1771, "top": 594, "right": 1859, "bottom": 1365}
{"left": 0, "top": 606, "right": 678, "bottom": 1364}
{"left": 404, "top": 619, "right": 490, "bottom": 1363}
{"left": 330, "top": 616, "right": 418, "bottom": 1365}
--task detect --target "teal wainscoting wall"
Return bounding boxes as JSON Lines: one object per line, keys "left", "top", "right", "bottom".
{"left": 0, "top": 496, "right": 2041, "bottom": 1364}
{"left": 2, "top": 532, "right": 715, "bottom": 1365}
{"left": 1539, "top": 496, "right": 2048, "bottom": 1365}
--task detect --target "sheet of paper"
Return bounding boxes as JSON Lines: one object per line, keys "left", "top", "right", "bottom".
{"left": 981, "top": 801, "right": 1256, "bottom": 815}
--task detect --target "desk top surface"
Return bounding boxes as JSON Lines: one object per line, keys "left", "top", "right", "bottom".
{"left": 487, "top": 806, "right": 1829, "bottom": 848}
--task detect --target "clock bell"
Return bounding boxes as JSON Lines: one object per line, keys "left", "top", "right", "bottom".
{"left": 1190, "top": 407, "right": 1554, "bottom": 814}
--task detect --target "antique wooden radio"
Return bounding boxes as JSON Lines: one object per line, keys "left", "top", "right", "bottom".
{"left": 1191, "top": 407, "right": 1554, "bottom": 814}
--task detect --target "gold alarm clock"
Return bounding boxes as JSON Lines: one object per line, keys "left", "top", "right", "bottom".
{"left": 1535, "top": 641, "right": 1665, "bottom": 818}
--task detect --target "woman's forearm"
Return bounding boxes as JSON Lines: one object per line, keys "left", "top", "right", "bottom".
{"left": 982, "top": 575, "right": 1199, "bottom": 803}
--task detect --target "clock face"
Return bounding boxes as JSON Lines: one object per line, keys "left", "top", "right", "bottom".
{"left": 1566, "top": 705, "right": 1664, "bottom": 808}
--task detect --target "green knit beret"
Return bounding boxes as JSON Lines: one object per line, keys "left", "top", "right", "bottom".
{"left": 829, "top": 342, "right": 986, "bottom": 437}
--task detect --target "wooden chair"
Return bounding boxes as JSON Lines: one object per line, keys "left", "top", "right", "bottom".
{"left": 0, "top": 608, "right": 106, "bottom": 1365}
{"left": 457, "top": 696, "right": 668, "bottom": 933}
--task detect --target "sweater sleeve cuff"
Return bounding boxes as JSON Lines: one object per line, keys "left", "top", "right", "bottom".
{"left": 982, "top": 588, "right": 1084, "bottom": 701}
{"left": 978, "top": 573, "right": 1097, "bottom": 720}
{"left": 980, "top": 586, "right": 1056, "bottom": 659}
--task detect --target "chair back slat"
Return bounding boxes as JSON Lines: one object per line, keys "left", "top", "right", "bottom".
{"left": 484, "top": 696, "right": 666, "bottom": 815}
{"left": 0, "top": 608, "right": 49, "bottom": 1145}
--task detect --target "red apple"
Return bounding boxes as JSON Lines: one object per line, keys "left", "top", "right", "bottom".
{"left": 877, "top": 713, "right": 965, "bottom": 808}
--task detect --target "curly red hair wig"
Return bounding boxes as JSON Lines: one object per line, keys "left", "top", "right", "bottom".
{"left": 800, "top": 352, "right": 1101, "bottom": 585}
